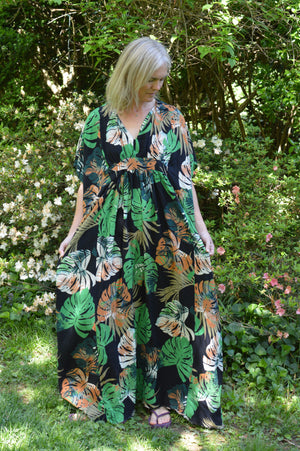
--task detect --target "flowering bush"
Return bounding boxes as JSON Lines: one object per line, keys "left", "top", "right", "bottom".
{"left": 0, "top": 94, "right": 299, "bottom": 392}
{"left": 192, "top": 126, "right": 300, "bottom": 389}
{"left": 0, "top": 91, "right": 99, "bottom": 319}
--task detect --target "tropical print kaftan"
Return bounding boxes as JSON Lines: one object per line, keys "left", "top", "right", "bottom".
{"left": 56, "top": 100, "right": 223, "bottom": 428}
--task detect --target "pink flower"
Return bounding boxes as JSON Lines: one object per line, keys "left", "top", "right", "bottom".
{"left": 274, "top": 299, "right": 282, "bottom": 308}
{"left": 266, "top": 233, "right": 273, "bottom": 243}
{"left": 283, "top": 332, "right": 289, "bottom": 339}
{"left": 296, "top": 308, "right": 300, "bottom": 315}
{"left": 276, "top": 308, "right": 286, "bottom": 316}
{"left": 276, "top": 330, "right": 283, "bottom": 338}
{"left": 263, "top": 273, "right": 270, "bottom": 280}
{"left": 270, "top": 278, "right": 278, "bottom": 287}
{"left": 273, "top": 166, "right": 278, "bottom": 171}
{"left": 217, "top": 246, "right": 225, "bottom": 256}
{"left": 248, "top": 272, "right": 256, "bottom": 278}
{"left": 232, "top": 185, "right": 240, "bottom": 195}
{"left": 277, "top": 284, "right": 284, "bottom": 290}
{"left": 284, "top": 286, "right": 291, "bottom": 294}
{"left": 218, "top": 284, "right": 226, "bottom": 293}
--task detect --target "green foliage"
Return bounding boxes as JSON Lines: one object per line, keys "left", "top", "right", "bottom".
{"left": 192, "top": 125, "right": 300, "bottom": 391}
{"left": 0, "top": 91, "right": 100, "bottom": 318}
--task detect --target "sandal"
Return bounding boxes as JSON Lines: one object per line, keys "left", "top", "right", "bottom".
{"left": 148, "top": 408, "right": 171, "bottom": 429}
{"left": 68, "top": 412, "right": 88, "bottom": 422}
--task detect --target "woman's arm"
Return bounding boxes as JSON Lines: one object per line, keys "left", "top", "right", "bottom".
{"left": 58, "top": 183, "right": 84, "bottom": 257}
{"left": 191, "top": 183, "right": 215, "bottom": 256}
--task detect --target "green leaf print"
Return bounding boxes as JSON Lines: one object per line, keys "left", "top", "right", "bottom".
{"left": 155, "top": 300, "right": 194, "bottom": 340}
{"left": 163, "top": 130, "right": 181, "bottom": 160}
{"left": 98, "top": 383, "right": 124, "bottom": 424}
{"left": 120, "top": 143, "right": 135, "bottom": 160}
{"left": 136, "top": 369, "right": 157, "bottom": 406}
{"left": 82, "top": 109, "right": 100, "bottom": 149}
{"left": 195, "top": 316, "right": 204, "bottom": 336}
{"left": 131, "top": 190, "right": 157, "bottom": 231}
{"left": 57, "top": 288, "right": 95, "bottom": 338}
{"left": 119, "top": 366, "right": 136, "bottom": 403}
{"left": 185, "top": 377, "right": 200, "bottom": 418}
{"left": 135, "top": 304, "right": 151, "bottom": 345}
{"left": 56, "top": 250, "right": 96, "bottom": 294}
{"left": 123, "top": 240, "right": 144, "bottom": 289}
{"left": 198, "top": 373, "right": 222, "bottom": 413}
{"left": 161, "top": 337, "right": 193, "bottom": 383}
{"left": 96, "top": 323, "right": 114, "bottom": 366}
{"left": 144, "top": 253, "right": 158, "bottom": 293}
{"left": 143, "top": 382, "right": 157, "bottom": 406}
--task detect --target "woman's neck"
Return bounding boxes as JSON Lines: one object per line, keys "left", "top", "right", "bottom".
{"left": 127, "top": 100, "right": 155, "bottom": 117}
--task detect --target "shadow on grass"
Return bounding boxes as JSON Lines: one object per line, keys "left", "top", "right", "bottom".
{"left": 0, "top": 318, "right": 299, "bottom": 450}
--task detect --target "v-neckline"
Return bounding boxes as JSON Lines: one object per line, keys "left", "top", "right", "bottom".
{"left": 117, "top": 104, "right": 155, "bottom": 141}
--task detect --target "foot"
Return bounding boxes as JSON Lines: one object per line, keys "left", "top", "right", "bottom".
{"left": 149, "top": 406, "right": 171, "bottom": 428}
{"left": 68, "top": 412, "right": 87, "bottom": 421}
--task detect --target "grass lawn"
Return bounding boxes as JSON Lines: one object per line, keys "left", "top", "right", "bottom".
{"left": 0, "top": 318, "right": 299, "bottom": 451}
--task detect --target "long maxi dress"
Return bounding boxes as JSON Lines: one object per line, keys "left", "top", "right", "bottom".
{"left": 56, "top": 100, "right": 223, "bottom": 428}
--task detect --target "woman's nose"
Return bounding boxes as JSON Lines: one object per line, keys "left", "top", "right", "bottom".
{"left": 152, "top": 80, "right": 161, "bottom": 91}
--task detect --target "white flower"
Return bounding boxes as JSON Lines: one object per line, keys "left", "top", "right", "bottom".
{"left": 74, "top": 121, "right": 85, "bottom": 131}
{"left": 210, "top": 189, "right": 220, "bottom": 199}
{"left": 195, "top": 139, "right": 206, "bottom": 148}
{"left": 54, "top": 197, "right": 62, "bottom": 206}
{"left": 0, "top": 223, "right": 8, "bottom": 238}
{"left": 65, "top": 186, "right": 75, "bottom": 196}
{"left": 34, "top": 182, "right": 41, "bottom": 188}
{"left": 214, "top": 148, "right": 222, "bottom": 155}
{"left": 15, "top": 161, "right": 20, "bottom": 169}
{"left": 27, "top": 257, "right": 36, "bottom": 269}
{"left": 36, "top": 193, "right": 42, "bottom": 199}
{"left": 211, "top": 136, "right": 223, "bottom": 147}
{"left": 15, "top": 261, "right": 24, "bottom": 272}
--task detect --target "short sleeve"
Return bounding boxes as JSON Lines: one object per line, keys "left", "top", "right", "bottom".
{"left": 73, "top": 108, "right": 101, "bottom": 182}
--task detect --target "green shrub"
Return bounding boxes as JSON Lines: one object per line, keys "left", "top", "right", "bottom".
{"left": 0, "top": 94, "right": 299, "bottom": 395}
{"left": 192, "top": 126, "right": 300, "bottom": 390}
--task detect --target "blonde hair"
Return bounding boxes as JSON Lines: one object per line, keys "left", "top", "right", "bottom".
{"left": 105, "top": 37, "right": 171, "bottom": 113}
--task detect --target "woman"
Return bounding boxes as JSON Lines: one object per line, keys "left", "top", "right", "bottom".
{"left": 56, "top": 37, "right": 223, "bottom": 429}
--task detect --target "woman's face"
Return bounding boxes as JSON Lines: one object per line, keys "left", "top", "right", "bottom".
{"left": 138, "top": 64, "right": 169, "bottom": 104}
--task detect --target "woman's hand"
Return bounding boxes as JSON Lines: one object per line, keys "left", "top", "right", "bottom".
{"left": 200, "top": 231, "right": 215, "bottom": 256}
{"left": 58, "top": 235, "right": 73, "bottom": 258}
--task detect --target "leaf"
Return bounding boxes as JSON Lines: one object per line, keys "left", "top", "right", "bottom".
{"left": 81, "top": 109, "right": 100, "bottom": 149}
{"left": 123, "top": 240, "right": 143, "bottom": 289}
{"left": 185, "top": 378, "right": 199, "bottom": 418}
{"left": 144, "top": 253, "right": 158, "bottom": 293}
{"left": 156, "top": 300, "right": 194, "bottom": 340}
{"left": 56, "top": 250, "right": 96, "bottom": 295}
{"left": 57, "top": 288, "right": 95, "bottom": 338}
{"left": 198, "top": 373, "right": 222, "bottom": 413}
{"left": 161, "top": 337, "right": 193, "bottom": 382}
{"left": 118, "top": 328, "right": 136, "bottom": 368}
{"left": 135, "top": 304, "right": 151, "bottom": 345}
{"left": 96, "top": 323, "right": 114, "bottom": 365}
{"left": 255, "top": 344, "right": 267, "bottom": 356}
{"left": 96, "top": 236, "right": 122, "bottom": 282}
{"left": 98, "top": 383, "right": 124, "bottom": 424}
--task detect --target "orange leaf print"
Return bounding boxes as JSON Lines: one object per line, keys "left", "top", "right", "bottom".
{"left": 97, "top": 279, "right": 133, "bottom": 336}
{"left": 61, "top": 368, "right": 100, "bottom": 408}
